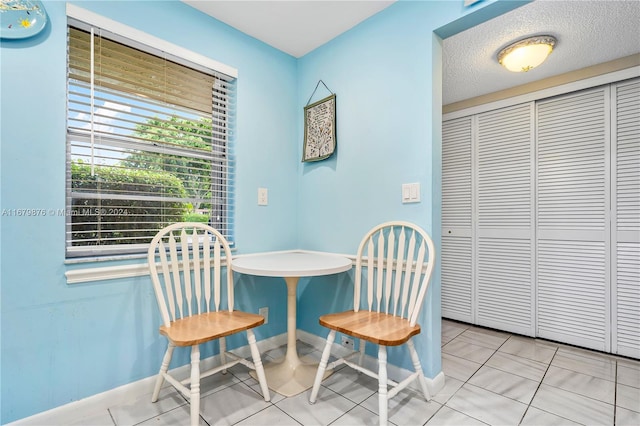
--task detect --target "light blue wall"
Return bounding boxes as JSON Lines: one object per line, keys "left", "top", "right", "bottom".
{"left": 294, "top": 0, "right": 520, "bottom": 378}
{"left": 292, "top": 0, "right": 529, "bottom": 376}
{"left": 1, "top": 0, "right": 524, "bottom": 422}
{"left": 0, "top": 1, "right": 298, "bottom": 423}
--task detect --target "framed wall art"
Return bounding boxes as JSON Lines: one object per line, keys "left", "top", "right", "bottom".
{"left": 302, "top": 82, "right": 336, "bottom": 162}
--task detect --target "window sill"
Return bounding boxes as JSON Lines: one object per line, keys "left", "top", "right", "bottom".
{"left": 65, "top": 250, "right": 355, "bottom": 285}
{"left": 65, "top": 256, "right": 233, "bottom": 285}
{"left": 65, "top": 262, "right": 152, "bottom": 284}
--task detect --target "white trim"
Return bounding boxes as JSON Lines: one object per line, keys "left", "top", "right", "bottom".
{"left": 7, "top": 332, "right": 287, "bottom": 426}
{"left": 9, "top": 331, "right": 444, "bottom": 426}
{"left": 64, "top": 253, "right": 147, "bottom": 264}
{"left": 65, "top": 262, "right": 152, "bottom": 284}
{"left": 65, "top": 3, "right": 238, "bottom": 78}
{"left": 443, "top": 67, "right": 640, "bottom": 121}
{"left": 65, "top": 250, "right": 356, "bottom": 285}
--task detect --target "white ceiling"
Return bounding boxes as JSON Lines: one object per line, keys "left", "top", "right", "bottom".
{"left": 183, "top": 0, "right": 396, "bottom": 58}
{"left": 183, "top": 0, "right": 640, "bottom": 105}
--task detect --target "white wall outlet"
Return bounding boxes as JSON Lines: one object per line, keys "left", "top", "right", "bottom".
{"left": 341, "top": 335, "right": 354, "bottom": 350}
{"left": 258, "top": 187, "right": 268, "bottom": 206}
{"left": 259, "top": 307, "right": 268, "bottom": 324}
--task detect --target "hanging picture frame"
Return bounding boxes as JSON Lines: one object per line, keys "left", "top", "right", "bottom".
{"left": 302, "top": 82, "right": 336, "bottom": 162}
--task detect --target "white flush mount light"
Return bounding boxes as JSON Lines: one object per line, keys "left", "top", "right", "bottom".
{"left": 498, "top": 35, "right": 557, "bottom": 72}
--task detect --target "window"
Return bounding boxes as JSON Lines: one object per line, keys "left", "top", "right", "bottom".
{"left": 66, "top": 22, "right": 235, "bottom": 258}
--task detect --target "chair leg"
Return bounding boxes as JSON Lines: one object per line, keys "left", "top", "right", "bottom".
{"left": 407, "top": 338, "right": 430, "bottom": 401}
{"left": 220, "top": 336, "right": 227, "bottom": 374}
{"left": 152, "top": 342, "right": 175, "bottom": 403}
{"left": 358, "top": 339, "right": 366, "bottom": 367}
{"left": 309, "top": 329, "right": 335, "bottom": 404}
{"left": 190, "top": 345, "right": 201, "bottom": 426}
{"left": 378, "top": 345, "right": 388, "bottom": 426}
{"left": 246, "top": 329, "right": 270, "bottom": 402}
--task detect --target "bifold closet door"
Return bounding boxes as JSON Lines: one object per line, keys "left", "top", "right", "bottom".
{"left": 612, "top": 78, "right": 640, "bottom": 358}
{"left": 536, "top": 87, "right": 610, "bottom": 352}
{"left": 442, "top": 117, "right": 473, "bottom": 323}
{"left": 475, "top": 104, "right": 535, "bottom": 336}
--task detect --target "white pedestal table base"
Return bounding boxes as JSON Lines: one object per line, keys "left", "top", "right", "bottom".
{"left": 249, "top": 353, "right": 333, "bottom": 397}
{"left": 232, "top": 252, "right": 353, "bottom": 397}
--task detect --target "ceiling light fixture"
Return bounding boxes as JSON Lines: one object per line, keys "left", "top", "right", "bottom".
{"left": 498, "top": 35, "right": 557, "bottom": 72}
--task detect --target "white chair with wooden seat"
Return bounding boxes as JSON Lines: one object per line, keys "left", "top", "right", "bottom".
{"left": 309, "top": 221, "right": 436, "bottom": 425}
{"left": 147, "top": 223, "right": 270, "bottom": 426}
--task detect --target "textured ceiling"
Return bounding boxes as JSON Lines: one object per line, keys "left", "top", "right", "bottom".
{"left": 443, "top": 0, "right": 640, "bottom": 105}
{"left": 183, "top": 1, "right": 640, "bottom": 106}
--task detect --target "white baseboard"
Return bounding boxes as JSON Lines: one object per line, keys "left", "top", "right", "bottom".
{"left": 9, "top": 331, "right": 444, "bottom": 425}
{"left": 8, "top": 333, "right": 287, "bottom": 426}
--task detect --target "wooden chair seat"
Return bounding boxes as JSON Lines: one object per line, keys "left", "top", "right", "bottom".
{"left": 319, "top": 310, "right": 420, "bottom": 346}
{"left": 160, "top": 311, "right": 265, "bottom": 347}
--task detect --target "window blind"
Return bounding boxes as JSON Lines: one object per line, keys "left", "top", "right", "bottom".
{"left": 66, "top": 25, "right": 235, "bottom": 257}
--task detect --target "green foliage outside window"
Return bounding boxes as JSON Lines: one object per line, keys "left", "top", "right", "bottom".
{"left": 70, "top": 116, "right": 217, "bottom": 247}
{"left": 70, "top": 161, "right": 189, "bottom": 245}
{"left": 122, "top": 116, "right": 215, "bottom": 211}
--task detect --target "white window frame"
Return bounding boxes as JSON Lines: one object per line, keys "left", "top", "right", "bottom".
{"left": 64, "top": 5, "right": 238, "bottom": 282}
{"left": 65, "top": 5, "right": 238, "bottom": 260}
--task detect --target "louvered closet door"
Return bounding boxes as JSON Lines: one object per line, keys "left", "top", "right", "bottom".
{"left": 536, "top": 87, "right": 610, "bottom": 352}
{"left": 442, "top": 117, "right": 473, "bottom": 322}
{"left": 612, "top": 78, "right": 640, "bottom": 358}
{"left": 475, "top": 103, "right": 535, "bottom": 336}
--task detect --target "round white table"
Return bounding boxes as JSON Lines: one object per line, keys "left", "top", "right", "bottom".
{"left": 232, "top": 251, "right": 352, "bottom": 397}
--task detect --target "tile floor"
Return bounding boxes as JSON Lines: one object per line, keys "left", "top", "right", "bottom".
{"left": 25, "top": 319, "right": 640, "bottom": 425}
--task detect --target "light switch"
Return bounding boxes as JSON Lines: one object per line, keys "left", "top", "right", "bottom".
{"left": 402, "top": 184, "right": 411, "bottom": 202}
{"left": 402, "top": 182, "right": 420, "bottom": 203}
{"left": 258, "top": 187, "right": 268, "bottom": 206}
{"left": 410, "top": 182, "right": 420, "bottom": 202}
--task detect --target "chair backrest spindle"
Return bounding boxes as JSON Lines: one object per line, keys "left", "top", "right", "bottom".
{"left": 203, "top": 233, "right": 211, "bottom": 313}
{"left": 182, "top": 229, "right": 195, "bottom": 317}
{"left": 407, "top": 238, "right": 426, "bottom": 319}
{"left": 354, "top": 221, "right": 435, "bottom": 327}
{"left": 401, "top": 231, "right": 417, "bottom": 319}
{"left": 169, "top": 234, "right": 184, "bottom": 319}
{"left": 214, "top": 240, "right": 222, "bottom": 311}
{"left": 392, "top": 228, "right": 406, "bottom": 316}
{"left": 158, "top": 240, "right": 174, "bottom": 322}
{"left": 366, "top": 240, "right": 374, "bottom": 311}
{"left": 376, "top": 231, "right": 385, "bottom": 312}
{"left": 191, "top": 227, "right": 203, "bottom": 315}
{"left": 384, "top": 228, "right": 395, "bottom": 314}
{"left": 148, "top": 223, "right": 235, "bottom": 328}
